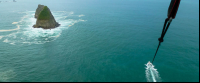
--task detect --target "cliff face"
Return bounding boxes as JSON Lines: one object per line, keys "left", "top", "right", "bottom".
{"left": 33, "top": 5, "right": 60, "bottom": 29}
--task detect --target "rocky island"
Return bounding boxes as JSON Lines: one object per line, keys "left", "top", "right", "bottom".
{"left": 33, "top": 4, "right": 60, "bottom": 29}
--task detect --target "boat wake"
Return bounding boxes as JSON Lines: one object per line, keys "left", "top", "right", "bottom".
{"left": 145, "top": 61, "right": 162, "bottom": 82}
{"left": 0, "top": 11, "right": 86, "bottom": 45}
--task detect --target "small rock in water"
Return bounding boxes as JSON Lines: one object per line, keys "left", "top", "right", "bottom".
{"left": 33, "top": 4, "right": 60, "bottom": 29}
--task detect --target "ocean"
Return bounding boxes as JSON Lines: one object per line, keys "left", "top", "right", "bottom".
{"left": 0, "top": 0, "right": 199, "bottom": 82}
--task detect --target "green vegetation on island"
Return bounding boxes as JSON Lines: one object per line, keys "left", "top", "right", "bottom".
{"left": 38, "top": 6, "right": 51, "bottom": 20}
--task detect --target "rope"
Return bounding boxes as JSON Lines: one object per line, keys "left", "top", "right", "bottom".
{"left": 152, "top": 42, "right": 161, "bottom": 63}
{"left": 152, "top": 18, "right": 172, "bottom": 64}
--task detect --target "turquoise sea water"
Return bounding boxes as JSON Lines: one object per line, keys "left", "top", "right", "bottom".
{"left": 0, "top": 0, "right": 199, "bottom": 82}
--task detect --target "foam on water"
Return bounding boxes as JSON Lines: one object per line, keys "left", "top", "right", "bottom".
{"left": 145, "top": 61, "right": 162, "bottom": 82}
{"left": 78, "top": 14, "right": 85, "bottom": 17}
{"left": 0, "top": 36, "right": 3, "bottom": 40}
{"left": 12, "top": 22, "right": 18, "bottom": 24}
{"left": 0, "top": 25, "right": 20, "bottom": 32}
{"left": 0, "top": 11, "right": 86, "bottom": 45}
{"left": 0, "top": 70, "right": 16, "bottom": 82}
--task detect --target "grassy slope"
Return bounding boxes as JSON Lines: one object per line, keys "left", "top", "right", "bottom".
{"left": 38, "top": 6, "right": 51, "bottom": 20}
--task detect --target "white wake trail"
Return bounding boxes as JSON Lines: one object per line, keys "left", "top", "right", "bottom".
{"left": 145, "top": 61, "right": 161, "bottom": 82}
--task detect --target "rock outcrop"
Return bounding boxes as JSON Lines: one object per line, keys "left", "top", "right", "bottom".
{"left": 33, "top": 4, "right": 60, "bottom": 29}
{"left": 34, "top": 4, "right": 44, "bottom": 18}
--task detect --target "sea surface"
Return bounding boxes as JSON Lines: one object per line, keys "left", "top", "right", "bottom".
{"left": 0, "top": 0, "right": 199, "bottom": 82}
